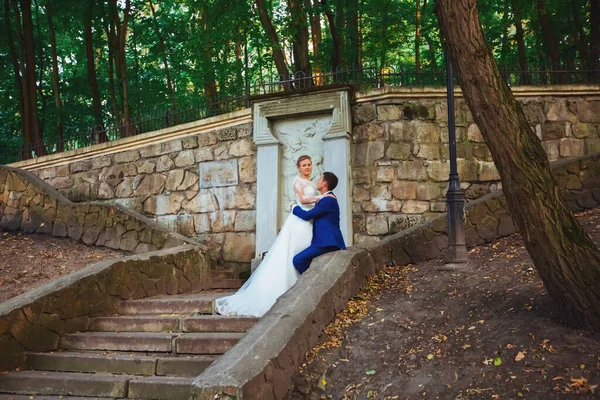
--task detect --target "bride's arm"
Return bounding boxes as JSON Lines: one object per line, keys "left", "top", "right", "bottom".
{"left": 293, "top": 179, "right": 320, "bottom": 204}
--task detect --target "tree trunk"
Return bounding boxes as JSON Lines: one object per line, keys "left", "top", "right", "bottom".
{"left": 45, "top": 0, "right": 64, "bottom": 152}
{"left": 424, "top": 34, "right": 439, "bottom": 73}
{"left": 108, "top": 0, "right": 132, "bottom": 137}
{"left": 85, "top": 2, "right": 107, "bottom": 143}
{"left": 435, "top": 0, "right": 600, "bottom": 331}
{"left": 346, "top": 0, "right": 360, "bottom": 68}
{"left": 200, "top": 8, "right": 217, "bottom": 102}
{"left": 255, "top": 0, "right": 291, "bottom": 89}
{"left": 322, "top": 0, "right": 342, "bottom": 74}
{"left": 590, "top": 0, "right": 600, "bottom": 68}
{"left": 415, "top": 0, "right": 421, "bottom": 73}
{"left": 536, "top": 0, "right": 561, "bottom": 67}
{"left": 512, "top": 0, "right": 530, "bottom": 84}
{"left": 568, "top": 0, "right": 587, "bottom": 66}
{"left": 306, "top": 0, "right": 321, "bottom": 70}
{"left": 34, "top": 0, "right": 46, "bottom": 142}
{"left": 288, "top": 0, "right": 312, "bottom": 86}
{"left": 499, "top": 0, "right": 510, "bottom": 66}
{"left": 4, "top": 0, "right": 26, "bottom": 158}
{"left": 148, "top": 0, "right": 178, "bottom": 119}
{"left": 20, "top": 0, "right": 45, "bottom": 156}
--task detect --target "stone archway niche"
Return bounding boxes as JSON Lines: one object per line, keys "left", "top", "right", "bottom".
{"left": 252, "top": 89, "right": 353, "bottom": 260}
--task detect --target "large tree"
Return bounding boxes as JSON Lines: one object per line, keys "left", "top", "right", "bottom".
{"left": 435, "top": 0, "right": 600, "bottom": 330}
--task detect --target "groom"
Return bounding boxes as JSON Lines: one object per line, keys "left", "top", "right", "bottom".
{"left": 292, "top": 171, "right": 346, "bottom": 274}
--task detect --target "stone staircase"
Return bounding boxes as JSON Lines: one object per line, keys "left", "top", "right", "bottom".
{"left": 0, "top": 270, "right": 252, "bottom": 400}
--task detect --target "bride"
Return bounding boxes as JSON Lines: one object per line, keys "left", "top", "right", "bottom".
{"left": 215, "top": 155, "right": 321, "bottom": 317}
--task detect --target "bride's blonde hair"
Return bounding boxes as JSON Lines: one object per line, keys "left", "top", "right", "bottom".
{"left": 296, "top": 155, "right": 311, "bottom": 167}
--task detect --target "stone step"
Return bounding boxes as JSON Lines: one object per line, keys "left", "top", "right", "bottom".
{"left": 89, "top": 316, "right": 181, "bottom": 332}
{"left": 26, "top": 352, "right": 156, "bottom": 376}
{"left": 128, "top": 376, "right": 194, "bottom": 400}
{"left": 115, "top": 292, "right": 230, "bottom": 315}
{"left": 209, "top": 278, "right": 245, "bottom": 289}
{"left": 175, "top": 332, "right": 244, "bottom": 355}
{"left": 26, "top": 352, "right": 216, "bottom": 377}
{"left": 0, "top": 371, "right": 128, "bottom": 397}
{"left": 60, "top": 332, "right": 177, "bottom": 352}
{"left": 182, "top": 315, "right": 258, "bottom": 333}
{"left": 0, "top": 395, "right": 111, "bottom": 400}
{"left": 210, "top": 269, "right": 234, "bottom": 280}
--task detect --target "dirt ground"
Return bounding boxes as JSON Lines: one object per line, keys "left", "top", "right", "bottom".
{"left": 0, "top": 231, "right": 129, "bottom": 303}
{"left": 286, "top": 208, "right": 600, "bottom": 400}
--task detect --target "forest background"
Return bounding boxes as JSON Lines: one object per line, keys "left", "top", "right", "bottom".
{"left": 0, "top": 0, "right": 598, "bottom": 164}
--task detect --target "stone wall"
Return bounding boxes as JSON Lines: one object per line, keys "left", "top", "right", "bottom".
{"left": 26, "top": 122, "right": 256, "bottom": 272}
{"left": 0, "top": 166, "right": 197, "bottom": 252}
{"left": 0, "top": 245, "right": 211, "bottom": 371}
{"left": 351, "top": 89, "right": 600, "bottom": 244}
{"left": 191, "top": 153, "right": 600, "bottom": 400}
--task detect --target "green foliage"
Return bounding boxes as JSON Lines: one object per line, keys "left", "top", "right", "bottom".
{"left": 0, "top": 0, "right": 595, "bottom": 163}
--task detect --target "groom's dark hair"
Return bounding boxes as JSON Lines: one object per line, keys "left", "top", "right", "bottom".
{"left": 322, "top": 172, "right": 339, "bottom": 191}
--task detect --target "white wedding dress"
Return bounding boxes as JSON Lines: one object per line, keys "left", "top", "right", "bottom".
{"left": 214, "top": 176, "right": 317, "bottom": 317}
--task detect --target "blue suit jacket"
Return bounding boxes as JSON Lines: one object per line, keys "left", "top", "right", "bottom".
{"left": 292, "top": 195, "right": 346, "bottom": 250}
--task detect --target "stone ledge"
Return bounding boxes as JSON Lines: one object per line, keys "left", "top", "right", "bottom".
{"left": 8, "top": 108, "right": 252, "bottom": 171}
{"left": 0, "top": 165, "right": 198, "bottom": 252}
{"left": 190, "top": 152, "right": 600, "bottom": 400}
{"left": 0, "top": 245, "right": 211, "bottom": 371}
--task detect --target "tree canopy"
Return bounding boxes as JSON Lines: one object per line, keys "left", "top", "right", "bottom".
{"left": 0, "top": 0, "right": 598, "bottom": 163}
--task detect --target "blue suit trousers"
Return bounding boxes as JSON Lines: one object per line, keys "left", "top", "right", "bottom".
{"left": 293, "top": 245, "right": 339, "bottom": 275}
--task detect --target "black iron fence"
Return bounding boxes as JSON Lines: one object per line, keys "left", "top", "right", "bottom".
{"left": 2, "top": 63, "right": 599, "bottom": 165}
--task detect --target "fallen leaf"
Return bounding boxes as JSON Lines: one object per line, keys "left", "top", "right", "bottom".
{"left": 365, "top": 370, "right": 376, "bottom": 375}
{"left": 515, "top": 351, "right": 526, "bottom": 361}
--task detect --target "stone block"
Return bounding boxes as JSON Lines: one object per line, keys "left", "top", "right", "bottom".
{"left": 55, "top": 165, "right": 70, "bottom": 177}
{"left": 585, "top": 139, "right": 600, "bottom": 154}
{"left": 199, "top": 159, "right": 239, "bottom": 188}
{"left": 229, "top": 138, "right": 255, "bottom": 157}
{"left": 478, "top": 161, "right": 500, "bottom": 181}
{"left": 352, "top": 142, "right": 385, "bottom": 167}
{"left": 386, "top": 142, "right": 412, "bottom": 160}
{"left": 217, "top": 127, "right": 237, "bottom": 141}
{"left": 572, "top": 123, "right": 598, "bottom": 139}
{"left": 577, "top": 101, "right": 600, "bottom": 123}
{"left": 197, "top": 131, "right": 218, "bottom": 147}
{"left": 376, "top": 166, "right": 394, "bottom": 182}
{"left": 113, "top": 150, "right": 140, "bottom": 164}
{"left": 541, "top": 121, "right": 566, "bottom": 140}
{"left": 391, "top": 180, "right": 417, "bottom": 200}
{"left": 210, "top": 210, "right": 236, "bottom": 232}
{"left": 353, "top": 103, "right": 377, "bottom": 124}
{"left": 401, "top": 200, "right": 430, "bottom": 214}
{"left": 389, "top": 121, "right": 417, "bottom": 141}
{"left": 135, "top": 175, "right": 167, "bottom": 196}
{"left": 415, "top": 143, "right": 440, "bottom": 159}
{"left": 238, "top": 156, "right": 256, "bottom": 183}
{"left": 162, "top": 140, "right": 183, "bottom": 154}
{"left": 193, "top": 214, "right": 211, "bottom": 233}
{"left": 457, "top": 159, "right": 479, "bottom": 181}
{"left": 234, "top": 210, "right": 256, "bottom": 231}
{"left": 389, "top": 214, "right": 425, "bottom": 234}
{"left": 426, "top": 161, "right": 450, "bottom": 182}
{"left": 174, "top": 150, "right": 195, "bottom": 167}
{"left": 353, "top": 123, "right": 387, "bottom": 142}
{"left": 144, "top": 193, "right": 185, "bottom": 215}
{"left": 114, "top": 178, "right": 134, "bottom": 198}
{"left": 521, "top": 101, "right": 545, "bottom": 124}
{"left": 156, "top": 155, "right": 174, "bottom": 172}
{"left": 377, "top": 104, "right": 402, "bottom": 121}
{"left": 366, "top": 214, "right": 388, "bottom": 235}
{"left": 37, "top": 168, "right": 56, "bottom": 180}
{"left": 165, "top": 170, "right": 185, "bottom": 191}
{"left": 398, "top": 160, "right": 428, "bottom": 181}
{"left": 48, "top": 177, "right": 73, "bottom": 190}
{"left": 416, "top": 182, "right": 442, "bottom": 200}
{"left": 559, "top": 138, "right": 585, "bottom": 158}
{"left": 467, "top": 123, "right": 485, "bottom": 142}
{"left": 472, "top": 144, "right": 492, "bottom": 161}
{"left": 194, "top": 147, "right": 214, "bottom": 163}
{"left": 542, "top": 140, "right": 560, "bottom": 161}
{"left": 70, "top": 160, "right": 92, "bottom": 173}
{"left": 183, "top": 192, "right": 218, "bottom": 213}
{"left": 136, "top": 160, "right": 156, "bottom": 174}
{"left": 402, "top": 103, "right": 432, "bottom": 120}
{"left": 235, "top": 186, "right": 256, "bottom": 210}
{"left": 120, "top": 163, "right": 137, "bottom": 177}
{"left": 223, "top": 232, "right": 255, "bottom": 262}
{"left": 430, "top": 201, "right": 446, "bottom": 212}
{"left": 92, "top": 156, "right": 112, "bottom": 169}
{"left": 546, "top": 101, "right": 577, "bottom": 122}
{"left": 353, "top": 186, "right": 370, "bottom": 201}
{"left": 416, "top": 122, "right": 441, "bottom": 143}
{"left": 182, "top": 136, "right": 198, "bottom": 149}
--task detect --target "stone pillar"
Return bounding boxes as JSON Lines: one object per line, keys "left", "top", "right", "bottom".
{"left": 255, "top": 144, "right": 280, "bottom": 257}
{"left": 323, "top": 133, "right": 353, "bottom": 246}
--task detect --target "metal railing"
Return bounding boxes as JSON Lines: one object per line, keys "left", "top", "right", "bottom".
{"left": 2, "top": 63, "right": 599, "bottom": 164}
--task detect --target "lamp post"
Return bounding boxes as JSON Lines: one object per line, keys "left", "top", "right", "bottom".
{"left": 444, "top": 47, "right": 467, "bottom": 265}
